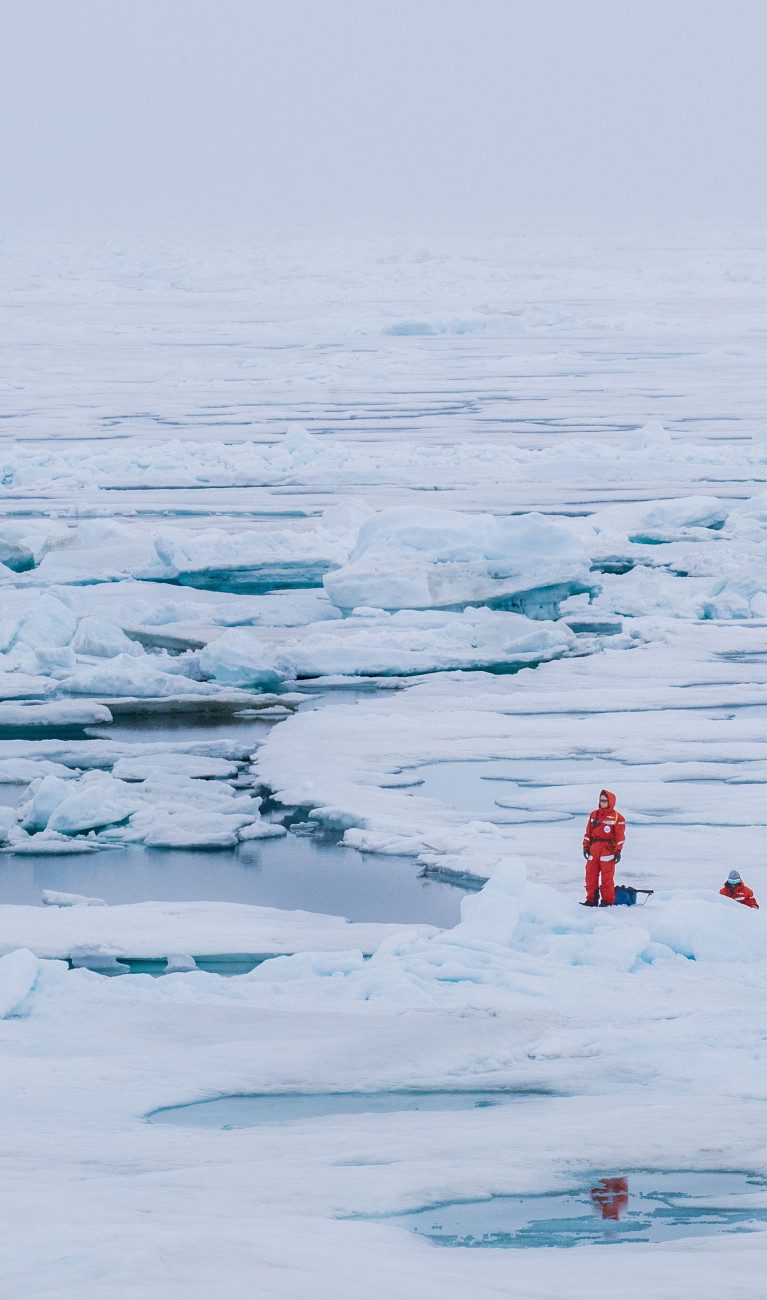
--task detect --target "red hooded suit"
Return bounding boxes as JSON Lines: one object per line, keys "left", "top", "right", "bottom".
{"left": 583, "top": 789, "right": 625, "bottom": 906}
{"left": 720, "top": 880, "right": 759, "bottom": 908}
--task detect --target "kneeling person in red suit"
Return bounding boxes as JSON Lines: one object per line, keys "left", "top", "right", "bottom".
{"left": 720, "top": 869, "right": 759, "bottom": 908}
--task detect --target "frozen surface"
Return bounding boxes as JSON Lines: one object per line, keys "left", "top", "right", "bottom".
{"left": 3, "top": 233, "right": 767, "bottom": 1298}
{"left": 0, "top": 895, "right": 438, "bottom": 959}
{"left": 323, "top": 506, "right": 595, "bottom": 615}
{"left": 199, "top": 606, "right": 578, "bottom": 684}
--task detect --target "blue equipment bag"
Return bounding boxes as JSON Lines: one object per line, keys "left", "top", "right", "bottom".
{"left": 613, "top": 885, "right": 654, "bottom": 906}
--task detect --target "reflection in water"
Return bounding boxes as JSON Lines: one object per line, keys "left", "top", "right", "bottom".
{"left": 383, "top": 1169, "right": 767, "bottom": 1248}
{"left": 590, "top": 1177, "right": 629, "bottom": 1221}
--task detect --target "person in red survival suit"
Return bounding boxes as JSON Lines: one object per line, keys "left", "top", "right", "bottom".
{"left": 583, "top": 789, "right": 625, "bottom": 907}
{"left": 590, "top": 1177, "right": 629, "bottom": 1221}
{"left": 720, "top": 869, "right": 759, "bottom": 908}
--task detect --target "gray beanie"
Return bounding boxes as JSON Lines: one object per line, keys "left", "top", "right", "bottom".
{"left": 728, "top": 870, "right": 741, "bottom": 883}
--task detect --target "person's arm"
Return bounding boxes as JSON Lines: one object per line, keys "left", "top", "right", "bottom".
{"left": 613, "top": 811, "right": 626, "bottom": 861}
{"left": 614, "top": 812, "right": 626, "bottom": 853}
{"left": 583, "top": 814, "right": 593, "bottom": 858}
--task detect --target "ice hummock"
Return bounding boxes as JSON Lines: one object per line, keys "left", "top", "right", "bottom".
{"left": 323, "top": 506, "right": 596, "bottom": 616}
{"left": 8, "top": 769, "right": 269, "bottom": 849}
{"left": 145, "top": 500, "right": 373, "bottom": 593}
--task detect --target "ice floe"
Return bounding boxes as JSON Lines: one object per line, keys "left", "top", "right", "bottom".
{"left": 323, "top": 506, "right": 595, "bottom": 615}
{"left": 0, "top": 699, "right": 113, "bottom": 728}
{"left": 5, "top": 765, "right": 270, "bottom": 850}
{"left": 0, "top": 899, "right": 434, "bottom": 960}
{"left": 41, "top": 890, "right": 106, "bottom": 907}
{"left": 199, "top": 606, "right": 578, "bottom": 685}
{"left": 146, "top": 499, "right": 373, "bottom": 592}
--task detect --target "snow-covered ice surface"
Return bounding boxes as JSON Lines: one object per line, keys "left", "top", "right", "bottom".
{"left": 3, "top": 232, "right": 767, "bottom": 1296}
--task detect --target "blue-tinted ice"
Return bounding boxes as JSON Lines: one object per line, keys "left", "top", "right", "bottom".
{"left": 383, "top": 1171, "right": 767, "bottom": 1247}
{"left": 147, "top": 1090, "right": 533, "bottom": 1127}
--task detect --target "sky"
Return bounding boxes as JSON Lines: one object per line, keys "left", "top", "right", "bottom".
{"left": 0, "top": 0, "right": 765, "bottom": 236}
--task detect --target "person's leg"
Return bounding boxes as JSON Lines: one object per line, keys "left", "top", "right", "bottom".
{"left": 600, "top": 854, "right": 616, "bottom": 905}
{"left": 585, "top": 854, "right": 600, "bottom": 903}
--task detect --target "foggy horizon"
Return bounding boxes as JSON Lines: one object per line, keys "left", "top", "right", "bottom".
{"left": 1, "top": 0, "right": 766, "bottom": 239}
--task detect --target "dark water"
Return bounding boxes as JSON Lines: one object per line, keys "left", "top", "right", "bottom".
{"left": 147, "top": 1090, "right": 537, "bottom": 1127}
{"left": 382, "top": 1170, "right": 767, "bottom": 1248}
{"left": 72, "top": 953, "right": 282, "bottom": 977}
{"left": 0, "top": 832, "right": 465, "bottom": 926}
{"left": 84, "top": 715, "right": 276, "bottom": 745}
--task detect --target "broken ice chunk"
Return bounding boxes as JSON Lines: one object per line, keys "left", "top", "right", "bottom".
{"left": 238, "top": 821, "right": 288, "bottom": 839}
{"left": 71, "top": 617, "right": 145, "bottom": 658}
{"left": 70, "top": 945, "right": 129, "bottom": 974}
{"left": 163, "top": 953, "right": 198, "bottom": 973}
{"left": 41, "top": 890, "right": 107, "bottom": 907}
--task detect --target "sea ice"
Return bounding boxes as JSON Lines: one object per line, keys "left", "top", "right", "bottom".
{"left": 324, "top": 506, "right": 595, "bottom": 615}
{"left": 11, "top": 765, "right": 264, "bottom": 848}
{"left": 20, "top": 775, "right": 73, "bottom": 831}
{"left": 45, "top": 781, "right": 142, "bottom": 835}
{"left": 0, "top": 948, "right": 41, "bottom": 1017}
{"left": 590, "top": 494, "right": 728, "bottom": 543}
{"left": 238, "top": 820, "right": 288, "bottom": 839}
{"left": 0, "top": 700, "right": 113, "bottom": 728}
{"left": 111, "top": 754, "right": 241, "bottom": 781}
{"left": 0, "top": 672, "right": 55, "bottom": 700}
{"left": 147, "top": 500, "right": 373, "bottom": 593}
{"left": 70, "top": 617, "right": 145, "bottom": 659}
{"left": 41, "top": 891, "right": 107, "bottom": 907}
{"left": 58, "top": 654, "right": 223, "bottom": 698}
{"left": 199, "top": 606, "right": 578, "bottom": 684}
{"left": 5, "top": 235, "right": 767, "bottom": 1300}
{"left": 0, "top": 898, "right": 430, "bottom": 959}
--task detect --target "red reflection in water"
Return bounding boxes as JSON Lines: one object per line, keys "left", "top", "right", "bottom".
{"left": 590, "top": 1177, "right": 629, "bottom": 1221}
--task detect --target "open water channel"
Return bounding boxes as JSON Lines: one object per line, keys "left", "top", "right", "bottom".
{"left": 0, "top": 699, "right": 470, "bottom": 926}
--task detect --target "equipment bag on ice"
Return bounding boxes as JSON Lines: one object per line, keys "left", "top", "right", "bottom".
{"left": 613, "top": 885, "right": 654, "bottom": 906}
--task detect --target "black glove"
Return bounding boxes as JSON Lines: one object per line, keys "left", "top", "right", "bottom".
{"left": 583, "top": 846, "right": 589, "bottom": 860}
{"left": 615, "top": 851, "right": 621, "bottom": 864}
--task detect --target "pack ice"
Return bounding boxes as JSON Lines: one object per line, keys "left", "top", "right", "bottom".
{"left": 4, "top": 236, "right": 767, "bottom": 1300}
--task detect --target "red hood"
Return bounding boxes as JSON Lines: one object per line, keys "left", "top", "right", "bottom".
{"left": 600, "top": 789, "right": 616, "bottom": 811}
